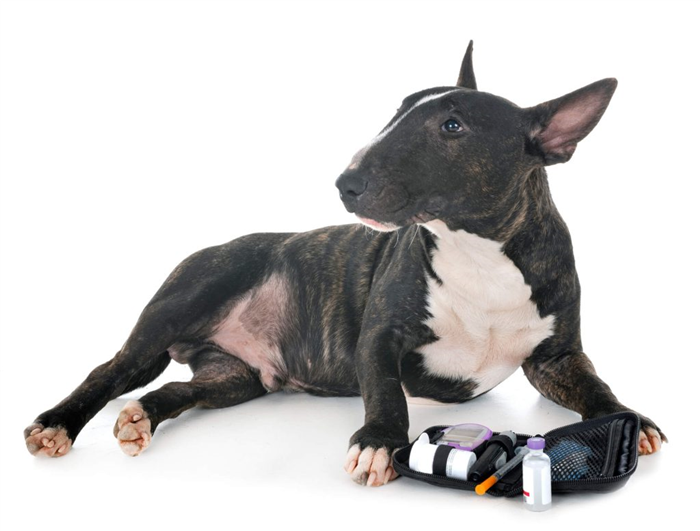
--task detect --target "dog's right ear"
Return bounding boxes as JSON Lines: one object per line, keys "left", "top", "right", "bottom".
{"left": 456, "top": 40, "right": 477, "bottom": 90}
{"left": 525, "top": 78, "right": 618, "bottom": 166}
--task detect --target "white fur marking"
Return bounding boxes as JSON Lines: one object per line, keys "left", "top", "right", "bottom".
{"left": 349, "top": 89, "right": 461, "bottom": 169}
{"left": 417, "top": 221, "right": 555, "bottom": 395}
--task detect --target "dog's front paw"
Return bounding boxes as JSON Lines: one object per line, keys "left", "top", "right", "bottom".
{"left": 344, "top": 424, "right": 408, "bottom": 487}
{"left": 113, "top": 400, "right": 152, "bottom": 456}
{"left": 637, "top": 414, "right": 667, "bottom": 456}
{"left": 24, "top": 423, "right": 72, "bottom": 457}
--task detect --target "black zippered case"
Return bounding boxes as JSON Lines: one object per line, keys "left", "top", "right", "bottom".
{"left": 392, "top": 411, "right": 640, "bottom": 497}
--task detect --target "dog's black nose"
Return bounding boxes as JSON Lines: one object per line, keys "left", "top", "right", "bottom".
{"left": 335, "top": 172, "right": 368, "bottom": 201}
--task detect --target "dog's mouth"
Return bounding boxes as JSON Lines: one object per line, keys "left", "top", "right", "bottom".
{"left": 356, "top": 209, "right": 440, "bottom": 232}
{"left": 356, "top": 216, "right": 399, "bottom": 232}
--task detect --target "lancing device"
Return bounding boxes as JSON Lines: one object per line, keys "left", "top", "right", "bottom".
{"left": 468, "top": 431, "right": 517, "bottom": 483}
{"left": 475, "top": 446, "right": 529, "bottom": 495}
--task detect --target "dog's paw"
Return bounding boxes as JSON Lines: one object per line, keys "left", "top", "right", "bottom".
{"left": 344, "top": 444, "right": 398, "bottom": 486}
{"left": 113, "top": 400, "right": 152, "bottom": 457}
{"left": 637, "top": 414, "right": 667, "bottom": 456}
{"left": 24, "top": 423, "right": 72, "bottom": 457}
{"left": 344, "top": 424, "right": 407, "bottom": 487}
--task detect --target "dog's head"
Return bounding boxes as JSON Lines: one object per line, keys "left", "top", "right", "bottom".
{"left": 336, "top": 41, "right": 617, "bottom": 236}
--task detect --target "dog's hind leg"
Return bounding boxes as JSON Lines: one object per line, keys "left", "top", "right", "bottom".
{"left": 23, "top": 341, "right": 176, "bottom": 458}
{"left": 24, "top": 235, "right": 287, "bottom": 457}
{"left": 113, "top": 349, "right": 266, "bottom": 456}
{"left": 23, "top": 315, "right": 190, "bottom": 458}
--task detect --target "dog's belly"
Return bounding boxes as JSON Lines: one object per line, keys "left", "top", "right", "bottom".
{"left": 169, "top": 273, "right": 291, "bottom": 390}
{"left": 169, "top": 264, "right": 361, "bottom": 396}
{"left": 414, "top": 221, "right": 556, "bottom": 398}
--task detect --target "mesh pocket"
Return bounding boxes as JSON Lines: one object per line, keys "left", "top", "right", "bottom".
{"left": 546, "top": 424, "right": 610, "bottom": 482}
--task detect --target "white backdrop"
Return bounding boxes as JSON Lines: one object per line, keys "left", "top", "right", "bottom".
{"left": 1, "top": 0, "right": 698, "bottom": 528}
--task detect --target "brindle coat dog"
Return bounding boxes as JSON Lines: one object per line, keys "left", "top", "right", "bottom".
{"left": 24, "top": 42, "right": 665, "bottom": 486}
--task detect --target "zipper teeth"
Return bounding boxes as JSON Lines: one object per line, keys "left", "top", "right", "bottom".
{"left": 601, "top": 419, "right": 622, "bottom": 477}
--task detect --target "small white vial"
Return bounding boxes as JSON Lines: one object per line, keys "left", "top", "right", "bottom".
{"left": 522, "top": 437, "right": 552, "bottom": 511}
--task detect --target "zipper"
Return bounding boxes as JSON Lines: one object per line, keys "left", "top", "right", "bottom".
{"left": 601, "top": 418, "right": 624, "bottom": 477}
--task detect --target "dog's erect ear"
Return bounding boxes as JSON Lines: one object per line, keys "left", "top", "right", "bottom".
{"left": 456, "top": 40, "right": 477, "bottom": 90}
{"left": 526, "top": 78, "right": 617, "bottom": 166}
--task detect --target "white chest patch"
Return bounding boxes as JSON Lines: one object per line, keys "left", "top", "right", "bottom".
{"left": 416, "top": 220, "right": 555, "bottom": 396}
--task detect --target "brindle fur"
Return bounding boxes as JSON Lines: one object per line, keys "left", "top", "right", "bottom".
{"left": 24, "top": 42, "right": 665, "bottom": 475}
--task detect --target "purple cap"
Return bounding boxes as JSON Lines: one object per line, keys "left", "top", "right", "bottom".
{"left": 527, "top": 437, "right": 546, "bottom": 450}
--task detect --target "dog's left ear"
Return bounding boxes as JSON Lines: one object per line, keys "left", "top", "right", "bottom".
{"left": 456, "top": 40, "right": 477, "bottom": 89}
{"left": 526, "top": 78, "right": 617, "bottom": 166}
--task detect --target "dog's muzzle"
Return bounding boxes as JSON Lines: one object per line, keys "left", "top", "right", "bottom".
{"left": 335, "top": 171, "right": 368, "bottom": 213}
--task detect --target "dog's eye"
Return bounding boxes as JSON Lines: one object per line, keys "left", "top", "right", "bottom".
{"left": 441, "top": 119, "right": 463, "bottom": 133}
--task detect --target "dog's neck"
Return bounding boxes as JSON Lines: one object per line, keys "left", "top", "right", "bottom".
{"left": 431, "top": 167, "right": 556, "bottom": 244}
{"left": 418, "top": 167, "right": 570, "bottom": 310}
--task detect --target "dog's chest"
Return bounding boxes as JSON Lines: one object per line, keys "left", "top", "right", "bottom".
{"left": 416, "top": 222, "right": 555, "bottom": 396}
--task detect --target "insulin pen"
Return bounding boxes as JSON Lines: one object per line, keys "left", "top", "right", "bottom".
{"left": 475, "top": 446, "right": 529, "bottom": 495}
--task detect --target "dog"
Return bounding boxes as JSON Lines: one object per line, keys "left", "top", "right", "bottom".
{"left": 24, "top": 41, "right": 666, "bottom": 486}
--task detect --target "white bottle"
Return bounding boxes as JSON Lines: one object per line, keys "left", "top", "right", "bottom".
{"left": 522, "top": 437, "right": 552, "bottom": 511}
{"left": 408, "top": 433, "right": 477, "bottom": 480}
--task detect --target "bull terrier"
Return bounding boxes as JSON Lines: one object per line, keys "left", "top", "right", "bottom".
{"left": 25, "top": 41, "right": 665, "bottom": 486}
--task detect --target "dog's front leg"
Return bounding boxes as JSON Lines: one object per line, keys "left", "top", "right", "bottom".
{"left": 522, "top": 350, "right": 667, "bottom": 455}
{"left": 344, "top": 323, "right": 411, "bottom": 487}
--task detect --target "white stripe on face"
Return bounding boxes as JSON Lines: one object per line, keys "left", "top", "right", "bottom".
{"left": 348, "top": 89, "right": 461, "bottom": 170}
